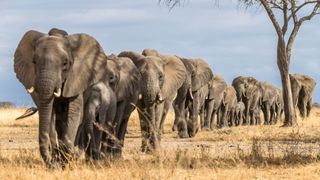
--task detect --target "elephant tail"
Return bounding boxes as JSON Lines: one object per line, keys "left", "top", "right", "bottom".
{"left": 15, "top": 107, "right": 38, "bottom": 120}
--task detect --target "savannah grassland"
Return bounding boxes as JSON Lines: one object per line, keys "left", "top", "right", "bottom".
{"left": 0, "top": 108, "right": 320, "bottom": 179}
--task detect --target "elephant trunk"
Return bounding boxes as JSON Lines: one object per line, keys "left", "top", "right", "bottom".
{"left": 38, "top": 99, "right": 54, "bottom": 167}
{"left": 36, "top": 75, "right": 56, "bottom": 166}
{"left": 145, "top": 104, "right": 159, "bottom": 151}
{"left": 143, "top": 78, "right": 161, "bottom": 106}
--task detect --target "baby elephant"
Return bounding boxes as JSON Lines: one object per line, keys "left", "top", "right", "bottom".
{"left": 234, "top": 102, "right": 245, "bottom": 126}
{"left": 81, "top": 82, "right": 117, "bottom": 160}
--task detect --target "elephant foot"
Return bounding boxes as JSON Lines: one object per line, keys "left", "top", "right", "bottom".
{"left": 178, "top": 131, "right": 189, "bottom": 138}
{"left": 202, "top": 126, "right": 211, "bottom": 131}
{"left": 172, "top": 125, "right": 178, "bottom": 132}
{"left": 217, "top": 124, "right": 226, "bottom": 129}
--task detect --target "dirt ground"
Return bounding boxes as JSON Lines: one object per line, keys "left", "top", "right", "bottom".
{"left": 0, "top": 108, "right": 320, "bottom": 179}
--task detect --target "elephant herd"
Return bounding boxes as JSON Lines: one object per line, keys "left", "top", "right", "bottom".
{"left": 13, "top": 28, "right": 317, "bottom": 168}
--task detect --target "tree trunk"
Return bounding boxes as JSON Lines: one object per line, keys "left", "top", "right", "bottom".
{"left": 276, "top": 38, "right": 297, "bottom": 126}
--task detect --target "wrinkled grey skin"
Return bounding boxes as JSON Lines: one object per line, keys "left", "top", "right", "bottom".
{"left": 118, "top": 50, "right": 186, "bottom": 152}
{"left": 232, "top": 76, "right": 262, "bottom": 125}
{"left": 290, "top": 74, "right": 317, "bottom": 118}
{"left": 203, "top": 74, "right": 227, "bottom": 130}
{"left": 175, "top": 58, "right": 213, "bottom": 138}
{"left": 218, "top": 86, "right": 237, "bottom": 128}
{"left": 234, "top": 101, "right": 245, "bottom": 126}
{"left": 80, "top": 82, "right": 117, "bottom": 160}
{"left": 106, "top": 55, "right": 141, "bottom": 157}
{"left": 14, "top": 28, "right": 108, "bottom": 167}
{"left": 260, "top": 82, "right": 278, "bottom": 125}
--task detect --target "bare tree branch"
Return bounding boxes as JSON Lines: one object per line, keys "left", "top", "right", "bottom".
{"left": 282, "top": 0, "right": 288, "bottom": 35}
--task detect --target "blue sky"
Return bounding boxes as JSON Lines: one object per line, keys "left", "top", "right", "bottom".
{"left": 0, "top": 0, "right": 319, "bottom": 106}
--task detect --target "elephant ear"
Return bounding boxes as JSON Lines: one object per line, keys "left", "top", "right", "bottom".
{"left": 116, "top": 57, "right": 142, "bottom": 100}
{"left": 160, "top": 55, "right": 187, "bottom": 99}
{"left": 118, "top": 51, "right": 145, "bottom": 69}
{"left": 191, "top": 59, "right": 213, "bottom": 91}
{"left": 62, "top": 34, "right": 108, "bottom": 97}
{"left": 14, "top": 30, "right": 45, "bottom": 90}
{"left": 208, "top": 74, "right": 227, "bottom": 99}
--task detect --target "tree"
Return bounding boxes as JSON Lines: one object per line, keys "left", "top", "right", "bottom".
{"left": 160, "top": 0, "right": 320, "bottom": 126}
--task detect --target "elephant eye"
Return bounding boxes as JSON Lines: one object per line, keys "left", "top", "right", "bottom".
{"left": 159, "top": 74, "right": 164, "bottom": 80}
{"left": 63, "top": 59, "right": 68, "bottom": 66}
{"left": 32, "top": 59, "right": 36, "bottom": 64}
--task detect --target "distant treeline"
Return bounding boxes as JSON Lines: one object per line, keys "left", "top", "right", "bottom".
{"left": 0, "top": 101, "right": 16, "bottom": 108}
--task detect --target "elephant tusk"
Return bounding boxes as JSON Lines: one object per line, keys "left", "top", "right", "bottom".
{"left": 27, "top": 86, "right": 34, "bottom": 94}
{"left": 173, "top": 92, "right": 177, "bottom": 100}
{"left": 139, "top": 94, "right": 143, "bottom": 100}
{"left": 54, "top": 88, "right": 61, "bottom": 98}
{"left": 156, "top": 92, "right": 164, "bottom": 103}
{"left": 189, "top": 89, "right": 194, "bottom": 100}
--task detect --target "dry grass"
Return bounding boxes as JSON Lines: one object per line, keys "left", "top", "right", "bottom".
{"left": 0, "top": 107, "right": 320, "bottom": 179}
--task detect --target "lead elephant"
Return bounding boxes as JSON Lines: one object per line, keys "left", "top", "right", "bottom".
{"left": 105, "top": 55, "right": 141, "bottom": 157}
{"left": 290, "top": 74, "right": 316, "bottom": 118}
{"left": 14, "top": 28, "right": 108, "bottom": 167}
{"left": 118, "top": 50, "right": 187, "bottom": 152}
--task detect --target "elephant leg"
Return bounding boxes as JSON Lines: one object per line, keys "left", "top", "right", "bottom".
{"left": 307, "top": 99, "right": 312, "bottom": 118}
{"left": 245, "top": 100, "right": 251, "bottom": 125}
{"left": 301, "top": 98, "right": 307, "bottom": 119}
{"left": 177, "top": 104, "right": 189, "bottom": 138}
{"left": 210, "top": 109, "right": 217, "bottom": 130}
{"left": 61, "top": 95, "right": 83, "bottom": 161}
{"left": 270, "top": 104, "right": 277, "bottom": 125}
{"left": 172, "top": 100, "right": 180, "bottom": 131}
{"left": 204, "top": 100, "right": 214, "bottom": 130}
{"left": 240, "top": 112, "right": 244, "bottom": 126}
{"left": 199, "top": 105, "right": 205, "bottom": 129}
{"left": 219, "top": 105, "right": 228, "bottom": 128}
{"left": 159, "top": 100, "right": 171, "bottom": 136}
{"left": 155, "top": 102, "right": 165, "bottom": 140}
{"left": 49, "top": 110, "right": 59, "bottom": 163}
{"left": 83, "top": 105, "right": 98, "bottom": 160}
{"left": 102, "top": 101, "right": 125, "bottom": 157}
{"left": 263, "top": 104, "right": 270, "bottom": 125}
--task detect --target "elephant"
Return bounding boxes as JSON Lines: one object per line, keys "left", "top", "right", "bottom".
{"left": 218, "top": 86, "right": 237, "bottom": 128}
{"left": 80, "top": 81, "right": 117, "bottom": 160}
{"left": 118, "top": 50, "right": 187, "bottom": 152}
{"left": 14, "top": 28, "right": 108, "bottom": 167}
{"left": 234, "top": 101, "right": 245, "bottom": 126}
{"left": 105, "top": 54, "right": 141, "bottom": 157}
{"left": 203, "top": 74, "right": 228, "bottom": 130}
{"left": 232, "top": 76, "right": 262, "bottom": 125}
{"left": 259, "top": 82, "right": 278, "bottom": 125}
{"left": 289, "top": 74, "right": 317, "bottom": 118}
{"left": 174, "top": 58, "right": 213, "bottom": 137}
